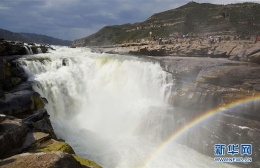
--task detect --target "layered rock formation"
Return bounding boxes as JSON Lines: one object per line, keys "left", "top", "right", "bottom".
{"left": 147, "top": 56, "right": 260, "bottom": 168}
{"left": 91, "top": 40, "right": 260, "bottom": 64}
{"left": 0, "top": 41, "right": 101, "bottom": 168}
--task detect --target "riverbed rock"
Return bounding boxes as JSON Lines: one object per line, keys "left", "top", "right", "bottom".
{"left": 0, "top": 152, "right": 91, "bottom": 168}
{"left": 211, "top": 43, "right": 237, "bottom": 57}
{"left": 229, "top": 44, "right": 247, "bottom": 60}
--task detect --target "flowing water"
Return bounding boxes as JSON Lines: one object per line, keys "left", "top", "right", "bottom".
{"left": 19, "top": 46, "right": 237, "bottom": 168}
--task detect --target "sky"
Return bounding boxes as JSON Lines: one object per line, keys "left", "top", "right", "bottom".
{"left": 0, "top": 0, "right": 259, "bottom": 41}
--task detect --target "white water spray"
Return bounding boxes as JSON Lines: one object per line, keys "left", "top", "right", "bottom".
{"left": 28, "top": 46, "right": 34, "bottom": 54}
{"left": 37, "top": 48, "right": 42, "bottom": 53}
{"left": 19, "top": 46, "right": 238, "bottom": 168}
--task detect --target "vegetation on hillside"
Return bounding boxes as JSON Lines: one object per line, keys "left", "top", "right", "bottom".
{"left": 73, "top": 2, "right": 260, "bottom": 46}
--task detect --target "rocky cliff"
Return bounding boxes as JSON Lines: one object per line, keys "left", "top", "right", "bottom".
{"left": 156, "top": 56, "right": 260, "bottom": 167}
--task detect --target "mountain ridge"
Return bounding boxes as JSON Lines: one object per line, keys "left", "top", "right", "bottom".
{"left": 0, "top": 28, "right": 72, "bottom": 46}
{"left": 72, "top": 1, "right": 260, "bottom": 46}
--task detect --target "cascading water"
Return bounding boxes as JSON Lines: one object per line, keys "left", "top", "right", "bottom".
{"left": 37, "top": 48, "right": 42, "bottom": 53}
{"left": 19, "top": 46, "right": 237, "bottom": 168}
{"left": 23, "top": 46, "right": 30, "bottom": 55}
{"left": 28, "top": 46, "right": 34, "bottom": 54}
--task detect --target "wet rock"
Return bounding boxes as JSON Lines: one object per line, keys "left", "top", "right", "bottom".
{"left": 30, "top": 46, "right": 37, "bottom": 54}
{"left": 0, "top": 114, "right": 6, "bottom": 123}
{"left": 6, "top": 82, "right": 32, "bottom": 93}
{"left": 40, "top": 46, "right": 48, "bottom": 53}
{"left": 0, "top": 152, "right": 91, "bottom": 168}
{"left": 31, "top": 118, "right": 56, "bottom": 138}
{"left": 0, "top": 116, "right": 27, "bottom": 157}
{"left": 11, "top": 77, "right": 22, "bottom": 86}
{"left": 22, "top": 132, "right": 51, "bottom": 150}
{"left": 0, "top": 90, "right": 44, "bottom": 116}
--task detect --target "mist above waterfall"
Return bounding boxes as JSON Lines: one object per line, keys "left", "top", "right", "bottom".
{"left": 19, "top": 46, "right": 238, "bottom": 168}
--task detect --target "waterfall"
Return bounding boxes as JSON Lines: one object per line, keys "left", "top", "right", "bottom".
{"left": 19, "top": 46, "right": 237, "bottom": 168}
{"left": 28, "top": 46, "right": 34, "bottom": 54}
{"left": 37, "top": 48, "right": 42, "bottom": 53}
{"left": 23, "top": 46, "right": 30, "bottom": 55}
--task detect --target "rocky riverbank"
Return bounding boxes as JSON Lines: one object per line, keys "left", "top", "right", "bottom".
{"left": 0, "top": 39, "right": 101, "bottom": 168}
{"left": 145, "top": 57, "right": 260, "bottom": 167}
{"left": 91, "top": 40, "right": 260, "bottom": 64}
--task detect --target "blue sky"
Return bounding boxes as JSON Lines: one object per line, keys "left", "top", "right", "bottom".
{"left": 0, "top": 0, "right": 259, "bottom": 41}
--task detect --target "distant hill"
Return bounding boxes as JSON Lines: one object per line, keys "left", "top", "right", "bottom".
{"left": 0, "top": 28, "right": 72, "bottom": 46}
{"left": 20, "top": 33, "right": 72, "bottom": 46}
{"left": 72, "top": 2, "right": 260, "bottom": 46}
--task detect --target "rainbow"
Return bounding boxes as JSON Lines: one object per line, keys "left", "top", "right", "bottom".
{"left": 143, "top": 95, "right": 260, "bottom": 167}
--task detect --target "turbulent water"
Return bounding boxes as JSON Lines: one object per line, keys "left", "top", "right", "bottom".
{"left": 19, "top": 46, "right": 237, "bottom": 168}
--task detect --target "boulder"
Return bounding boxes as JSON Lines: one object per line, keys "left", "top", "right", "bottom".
{"left": 0, "top": 152, "right": 91, "bottom": 168}
{"left": 30, "top": 139, "right": 102, "bottom": 168}
{"left": 22, "top": 108, "right": 55, "bottom": 138}
{"left": 0, "top": 116, "right": 27, "bottom": 157}
{"left": 21, "top": 132, "right": 51, "bottom": 150}
{"left": 0, "top": 90, "right": 44, "bottom": 116}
